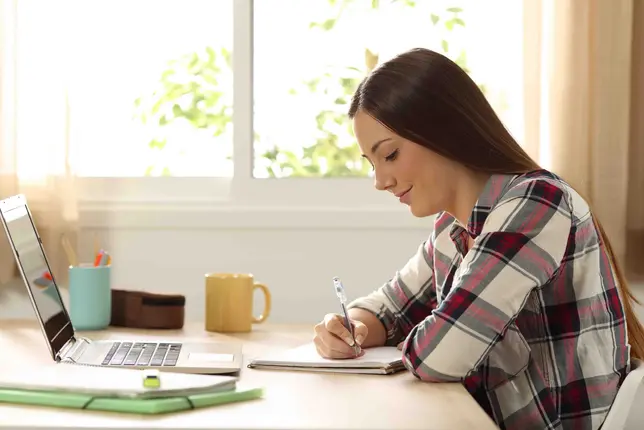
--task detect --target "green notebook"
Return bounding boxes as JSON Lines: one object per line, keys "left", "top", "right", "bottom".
{"left": 0, "top": 386, "right": 264, "bottom": 414}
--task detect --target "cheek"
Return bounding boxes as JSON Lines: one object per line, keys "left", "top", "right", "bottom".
{"left": 406, "top": 153, "right": 453, "bottom": 211}
{"left": 403, "top": 153, "right": 445, "bottom": 189}
{"left": 415, "top": 170, "right": 447, "bottom": 207}
{"left": 396, "top": 152, "right": 427, "bottom": 183}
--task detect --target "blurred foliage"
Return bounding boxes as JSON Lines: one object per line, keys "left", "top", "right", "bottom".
{"left": 133, "top": 46, "right": 233, "bottom": 176}
{"left": 134, "top": 0, "right": 476, "bottom": 177}
{"left": 261, "top": 65, "right": 370, "bottom": 177}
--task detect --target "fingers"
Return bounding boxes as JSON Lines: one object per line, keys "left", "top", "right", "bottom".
{"left": 314, "top": 320, "right": 357, "bottom": 359}
{"left": 397, "top": 341, "right": 403, "bottom": 350}
{"left": 324, "top": 313, "right": 355, "bottom": 346}
{"left": 313, "top": 313, "right": 370, "bottom": 359}
{"left": 315, "top": 339, "right": 367, "bottom": 359}
{"left": 352, "top": 320, "right": 369, "bottom": 346}
{"left": 314, "top": 339, "right": 365, "bottom": 359}
{"left": 325, "top": 315, "right": 370, "bottom": 347}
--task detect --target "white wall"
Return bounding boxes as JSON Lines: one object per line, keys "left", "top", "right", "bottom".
{"left": 4, "top": 206, "right": 644, "bottom": 326}
{"left": 0, "top": 207, "right": 433, "bottom": 325}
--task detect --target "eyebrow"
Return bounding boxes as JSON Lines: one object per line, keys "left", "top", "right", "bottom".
{"left": 370, "top": 138, "right": 392, "bottom": 154}
{"left": 360, "top": 137, "right": 393, "bottom": 160}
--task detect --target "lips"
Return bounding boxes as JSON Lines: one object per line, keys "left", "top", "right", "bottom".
{"left": 397, "top": 188, "right": 412, "bottom": 204}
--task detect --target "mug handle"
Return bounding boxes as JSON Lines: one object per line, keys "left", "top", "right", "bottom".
{"left": 252, "top": 283, "right": 271, "bottom": 323}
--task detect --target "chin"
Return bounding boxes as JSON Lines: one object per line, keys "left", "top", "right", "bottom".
{"left": 409, "top": 204, "right": 437, "bottom": 218}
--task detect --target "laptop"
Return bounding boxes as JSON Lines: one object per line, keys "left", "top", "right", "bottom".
{"left": 0, "top": 194, "right": 242, "bottom": 375}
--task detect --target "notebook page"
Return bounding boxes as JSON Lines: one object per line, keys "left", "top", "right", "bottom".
{"left": 253, "top": 342, "right": 402, "bottom": 368}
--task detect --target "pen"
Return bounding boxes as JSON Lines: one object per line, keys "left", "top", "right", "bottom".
{"left": 94, "top": 233, "right": 99, "bottom": 257}
{"left": 94, "top": 250, "right": 104, "bottom": 267}
{"left": 99, "top": 251, "right": 110, "bottom": 266}
{"left": 332, "top": 276, "right": 360, "bottom": 356}
{"left": 60, "top": 234, "right": 77, "bottom": 267}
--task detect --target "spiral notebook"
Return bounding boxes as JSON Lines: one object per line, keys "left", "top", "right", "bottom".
{"left": 247, "top": 343, "right": 405, "bottom": 374}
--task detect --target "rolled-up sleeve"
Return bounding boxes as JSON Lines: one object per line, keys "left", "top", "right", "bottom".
{"left": 348, "top": 236, "right": 437, "bottom": 346}
{"left": 402, "top": 179, "right": 572, "bottom": 382}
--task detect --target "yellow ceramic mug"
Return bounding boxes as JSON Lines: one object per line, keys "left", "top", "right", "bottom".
{"left": 204, "top": 273, "right": 272, "bottom": 333}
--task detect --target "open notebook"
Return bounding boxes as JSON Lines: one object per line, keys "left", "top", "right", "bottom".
{"left": 247, "top": 342, "right": 405, "bottom": 374}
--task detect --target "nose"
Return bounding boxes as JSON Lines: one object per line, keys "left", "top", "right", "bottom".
{"left": 374, "top": 168, "right": 395, "bottom": 192}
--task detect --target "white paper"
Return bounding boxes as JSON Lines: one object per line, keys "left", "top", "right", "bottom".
{"left": 251, "top": 342, "right": 403, "bottom": 368}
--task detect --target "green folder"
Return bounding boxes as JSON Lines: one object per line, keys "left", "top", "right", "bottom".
{"left": 0, "top": 386, "right": 263, "bottom": 414}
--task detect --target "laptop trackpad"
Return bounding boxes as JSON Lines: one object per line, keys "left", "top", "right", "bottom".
{"left": 188, "top": 352, "right": 235, "bottom": 362}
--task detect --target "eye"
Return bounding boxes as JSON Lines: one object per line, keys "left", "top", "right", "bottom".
{"left": 385, "top": 149, "right": 399, "bottom": 162}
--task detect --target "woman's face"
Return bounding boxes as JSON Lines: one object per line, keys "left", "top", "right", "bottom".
{"left": 353, "top": 109, "right": 459, "bottom": 217}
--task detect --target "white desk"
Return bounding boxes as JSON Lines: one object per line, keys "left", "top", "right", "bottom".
{"left": 0, "top": 320, "right": 498, "bottom": 430}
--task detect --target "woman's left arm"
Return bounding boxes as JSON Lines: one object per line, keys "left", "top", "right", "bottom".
{"left": 401, "top": 179, "right": 572, "bottom": 382}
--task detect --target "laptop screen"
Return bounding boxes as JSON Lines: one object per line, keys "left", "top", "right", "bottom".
{"left": 0, "top": 196, "right": 74, "bottom": 359}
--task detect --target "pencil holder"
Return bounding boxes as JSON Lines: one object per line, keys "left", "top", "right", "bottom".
{"left": 68, "top": 264, "right": 111, "bottom": 330}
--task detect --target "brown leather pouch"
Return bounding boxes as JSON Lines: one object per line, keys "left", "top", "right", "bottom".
{"left": 110, "top": 289, "right": 185, "bottom": 329}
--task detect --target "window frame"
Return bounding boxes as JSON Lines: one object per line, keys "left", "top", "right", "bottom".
{"left": 1, "top": 0, "right": 17, "bottom": 177}
{"left": 74, "top": 0, "right": 393, "bottom": 213}
{"left": 8, "top": 0, "right": 525, "bottom": 231}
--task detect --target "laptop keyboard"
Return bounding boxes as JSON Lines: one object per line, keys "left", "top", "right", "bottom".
{"left": 101, "top": 341, "right": 182, "bottom": 367}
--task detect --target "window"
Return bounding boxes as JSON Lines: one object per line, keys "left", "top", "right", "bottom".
{"left": 13, "top": 0, "right": 525, "bottom": 208}
{"left": 16, "top": 0, "right": 233, "bottom": 179}
{"left": 253, "top": 0, "right": 525, "bottom": 179}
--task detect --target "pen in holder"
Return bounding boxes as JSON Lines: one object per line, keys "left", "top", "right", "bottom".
{"left": 61, "top": 234, "right": 78, "bottom": 267}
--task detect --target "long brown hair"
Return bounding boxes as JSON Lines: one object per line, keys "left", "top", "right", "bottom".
{"left": 348, "top": 47, "right": 644, "bottom": 359}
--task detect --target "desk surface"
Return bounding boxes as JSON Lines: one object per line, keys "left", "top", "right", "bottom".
{"left": 0, "top": 320, "right": 498, "bottom": 430}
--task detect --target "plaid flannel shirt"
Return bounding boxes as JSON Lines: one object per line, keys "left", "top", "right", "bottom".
{"left": 349, "top": 170, "right": 630, "bottom": 430}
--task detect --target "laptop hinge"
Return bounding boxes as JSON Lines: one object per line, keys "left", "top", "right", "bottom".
{"left": 56, "top": 336, "right": 76, "bottom": 361}
{"left": 57, "top": 336, "right": 90, "bottom": 363}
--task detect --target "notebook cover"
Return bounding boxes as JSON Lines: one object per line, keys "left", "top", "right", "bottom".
{"left": 246, "top": 364, "right": 404, "bottom": 375}
{"left": 0, "top": 363, "right": 239, "bottom": 399}
{"left": 247, "top": 343, "right": 405, "bottom": 374}
{"left": 0, "top": 386, "right": 263, "bottom": 414}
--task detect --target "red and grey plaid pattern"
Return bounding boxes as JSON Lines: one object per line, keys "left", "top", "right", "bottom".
{"left": 350, "top": 170, "right": 630, "bottom": 430}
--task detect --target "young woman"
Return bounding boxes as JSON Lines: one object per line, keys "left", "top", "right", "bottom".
{"left": 313, "top": 48, "right": 644, "bottom": 430}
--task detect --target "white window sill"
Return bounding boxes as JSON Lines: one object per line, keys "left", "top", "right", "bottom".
{"left": 78, "top": 203, "right": 434, "bottom": 230}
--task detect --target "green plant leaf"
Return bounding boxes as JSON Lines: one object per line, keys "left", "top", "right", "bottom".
{"left": 447, "top": 7, "right": 463, "bottom": 13}
{"left": 148, "top": 138, "right": 167, "bottom": 150}
{"left": 441, "top": 39, "right": 449, "bottom": 52}
{"left": 454, "top": 17, "right": 465, "bottom": 26}
{"left": 455, "top": 50, "right": 468, "bottom": 67}
{"left": 310, "top": 18, "right": 336, "bottom": 30}
{"left": 431, "top": 13, "right": 440, "bottom": 25}
{"left": 172, "top": 104, "right": 183, "bottom": 118}
{"left": 221, "top": 48, "right": 232, "bottom": 68}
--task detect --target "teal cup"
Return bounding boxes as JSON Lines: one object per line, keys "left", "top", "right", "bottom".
{"left": 68, "top": 264, "right": 111, "bottom": 330}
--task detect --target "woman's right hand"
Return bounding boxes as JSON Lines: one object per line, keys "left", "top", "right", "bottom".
{"left": 313, "top": 313, "right": 369, "bottom": 359}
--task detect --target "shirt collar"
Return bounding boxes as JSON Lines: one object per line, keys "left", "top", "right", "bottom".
{"left": 449, "top": 173, "right": 518, "bottom": 239}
